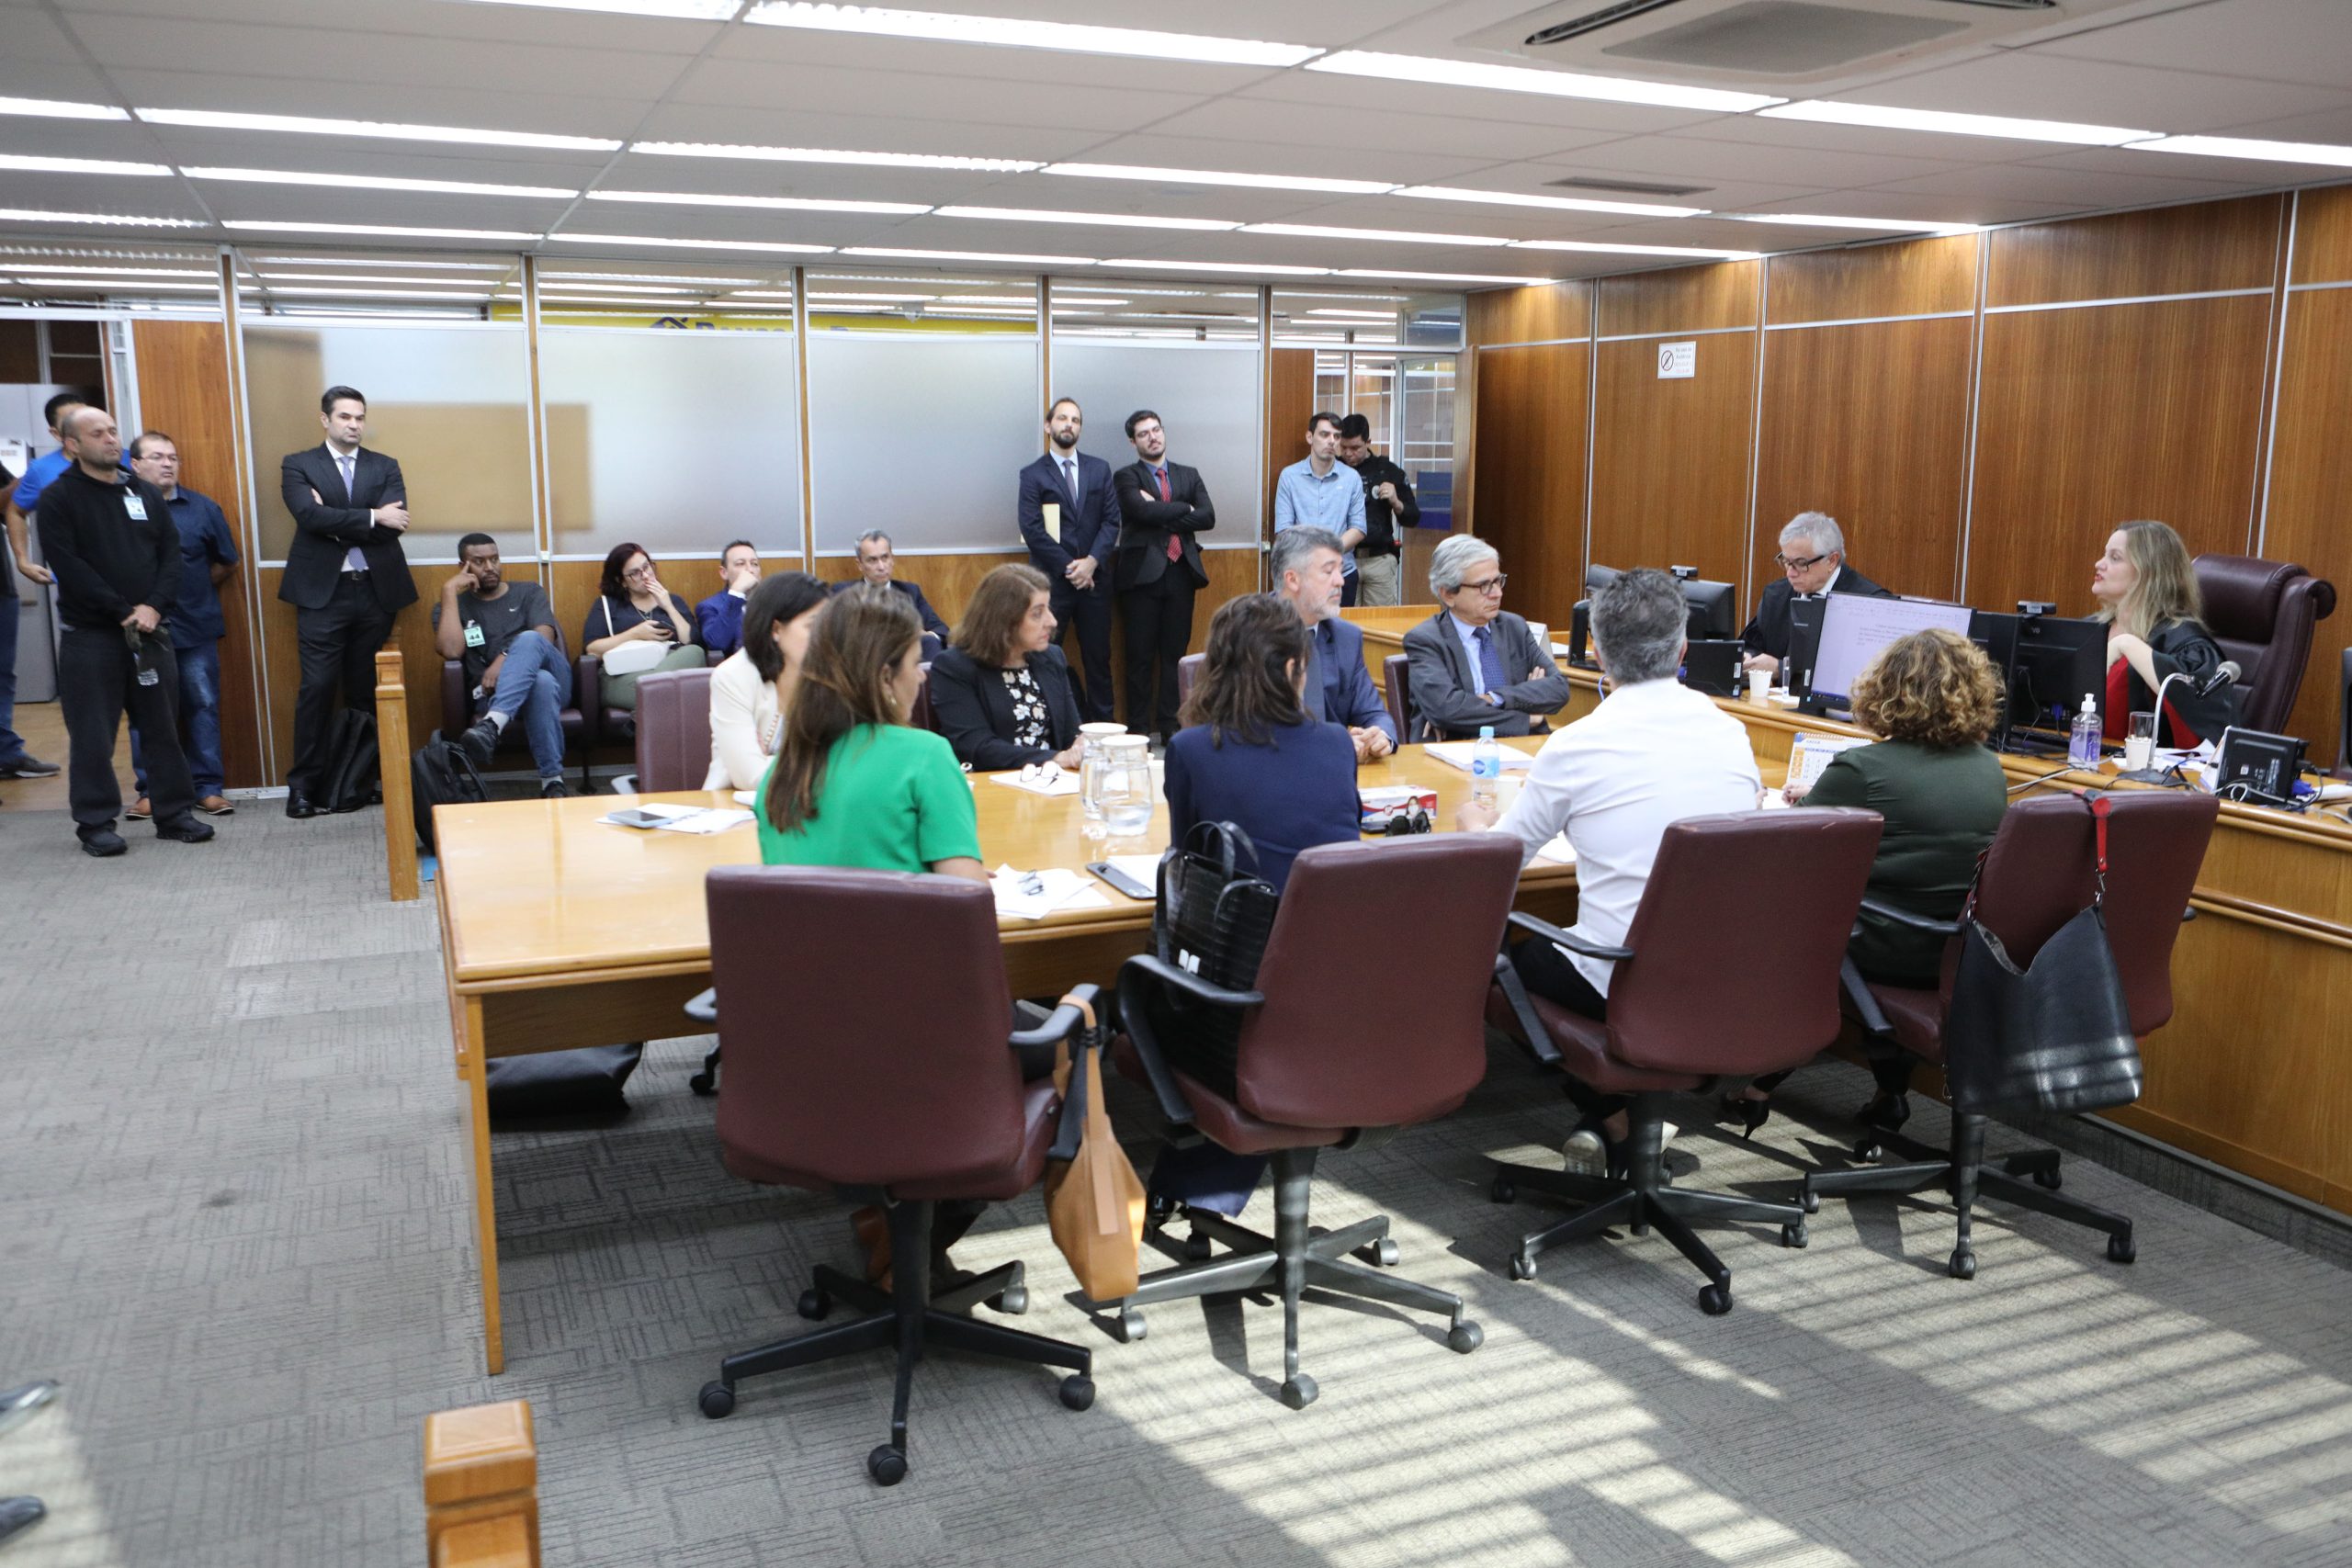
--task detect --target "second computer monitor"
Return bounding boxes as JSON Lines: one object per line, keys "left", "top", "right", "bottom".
{"left": 1679, "top": 578, "right": 1738, "bottom": 641}
{"left": 1808, "top": 595, "right": 1976, "bottom": 710}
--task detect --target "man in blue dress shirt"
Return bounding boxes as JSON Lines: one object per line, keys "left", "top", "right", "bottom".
{"left": 123, "top": 432, "right": 239, "bottom": 818}
{"left": 1270, "top": 525, "right": 1395, "bottom": 761}
{"left": 695, "top": 539, "right": 761, "bottom": 658}
{"left": 1272, "top": 412, "right": 1367, "bottom": 606}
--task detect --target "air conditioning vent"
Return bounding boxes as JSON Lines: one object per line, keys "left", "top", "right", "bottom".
{"left": 1545, "top": 175, "right": 1714, "bottom": 197}
{"left": 1526, "top": 0, "right": 1690, "bottom": 45}
{"left": 1603, "top": 1, "right": 1965, "bottom": 72}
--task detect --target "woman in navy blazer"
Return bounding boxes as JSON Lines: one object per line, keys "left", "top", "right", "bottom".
{"left": 1166, "top": 592, "right": 1360, "bottom": 894}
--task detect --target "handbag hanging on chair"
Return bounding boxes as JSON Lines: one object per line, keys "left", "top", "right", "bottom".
{"left": 1942, "top": 791, "right": 2145, "bottom": 1118}
{"left": 1148, "top": 820, "right": 1281, "bottom": 1098}
{"left": 1043, "top": 992, "right": 1147, "bottom": 1303}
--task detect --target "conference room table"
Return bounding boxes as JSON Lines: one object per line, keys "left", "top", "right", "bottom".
{"left": 434, "top": 740, "right": 1594, "bottom": 1375}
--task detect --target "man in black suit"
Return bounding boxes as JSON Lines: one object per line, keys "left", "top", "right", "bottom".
{"left": 831, "top": 529, "right": 951, "bottom": 650}
{"left": 278, "top": 385, "right": 416, "bottom": 818}
{"left": 1739, "top": 511, "right": 1892, "bottom": 673}
{"left": 1111, "top": 409, "right": 1213, "bottom": 741}
{"left": 1017, "top": 397, "right": 1123, "bottom": 722}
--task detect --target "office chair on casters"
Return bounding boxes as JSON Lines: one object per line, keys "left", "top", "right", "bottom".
{"left": 1487, "top": 810, "right": 1882, "bottom": 1315}
{"left": 1112, "top": 835, "right": 1521, "bottom": 1409}
{"left": 1800, "top": 790, "right": 2217, "bottom": 1280}
{"left": 696, "top": 866, "right": 1098, "bottom": 1485}
{"left": 1176, "top": 652, "right": 1204, "bottom": 708}
{"left": 1382, "top": 653, "right": 1420, "bottom": 742}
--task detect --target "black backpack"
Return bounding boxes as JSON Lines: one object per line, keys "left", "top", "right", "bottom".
{"left": 320, "top": 709, "right": 380, "bottom": 814}
{"left": 411, "top": 732, "right": 487, "bottom": 853}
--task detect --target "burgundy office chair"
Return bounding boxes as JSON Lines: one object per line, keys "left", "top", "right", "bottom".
{"left": 1802, "top": 789, "right": 2217, "bottom": 1280}
{"left": 1488, "top": 810, "right": 1882, "bottom": 1314}
{"left": 1114, "top": 835, "right": 1521, "bottom": 1408}
{"left": 697, "top": 866, "right": 1097, "bottom": 1486}
{"left": 1176, "top": 652, "right": 1204, "bottom": 709}
{"left": 1382, "top": 653, "right": 1420, "bottom": 742}
{"left": 2191, "top": 553, "right": 2337, "bottom": 735}
{"left": 438, "top": 632, "right": 594, "bottom": 787}
{"left": 632, "top": 667, "right": 714, "bottom": 793}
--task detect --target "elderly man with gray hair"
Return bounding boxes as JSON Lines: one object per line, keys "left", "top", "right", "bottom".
{"left": 831, "top": 528, "right": 950, "bottom": 649}
{"left": 1739, "top": 511, "right": 1892, "bottom": 674}
{"left": 1402, "top": 534, "right": 1569, "bottom": 739}
{"left": 1460, "top": 567, "right": 1763, "bottom": 1172}
{"left": 1269, "top": 525, "right": 1394, "bottom": 760}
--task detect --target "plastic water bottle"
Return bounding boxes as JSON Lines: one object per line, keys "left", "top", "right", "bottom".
{"left": 2068, "top": 694, "right": 2102, "bottom": 770}
{"left": 1472, "top": 725, "right": 1501, "bottom": 811}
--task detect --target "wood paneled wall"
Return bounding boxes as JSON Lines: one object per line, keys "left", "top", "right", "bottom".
{"left": 1264, "top": 346, "right": 1314, "bottom": 528}
{"left": 1466, "top": 185, "right": 2349, "bottom": 761}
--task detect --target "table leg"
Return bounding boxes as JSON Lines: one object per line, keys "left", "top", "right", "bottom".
{"left": 455, "top": 991, "right": 505, "bottom": 1376}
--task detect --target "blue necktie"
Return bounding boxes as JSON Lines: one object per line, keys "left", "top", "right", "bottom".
{"left": 1474, "top": 625, "right": 1508, "bottom": 695}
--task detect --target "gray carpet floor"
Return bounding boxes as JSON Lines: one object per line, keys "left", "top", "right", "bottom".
{"left": 4, "top": 802, "right": 2350, "bottom": 1568}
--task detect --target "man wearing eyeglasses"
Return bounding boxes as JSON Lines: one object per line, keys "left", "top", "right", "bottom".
{"left": 1404, "top": 534, "right": 1567, "bottom": 739}
{"left": 1739, "top": 512, "right": 1891, "bottom": 675}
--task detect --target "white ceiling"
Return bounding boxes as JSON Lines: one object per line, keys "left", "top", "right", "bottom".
{"left": 0, "top": 0, "right": 2347, "bottom": 289}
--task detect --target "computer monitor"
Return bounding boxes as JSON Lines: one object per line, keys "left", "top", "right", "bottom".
{"left": 1786, "top": 597, "right": 1826, "bottom": 697}
{"left": 1971, "top": 610, "right": 2109, "bottom": 750}
{"left": 1585, "top": 562, "right": 1621, "bottom": 596}
{"left": 1568, "top": 564, "right": 1621, "bottom": 670}
{"left": 1679, "top": 578, "right": 1737, "bottom": 641}
{"left": 1806, "top": 595, "right": 1976, "bottom": 713}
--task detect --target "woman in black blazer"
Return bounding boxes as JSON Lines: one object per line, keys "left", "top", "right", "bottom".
{"left": 2092, "top": 520, "right": 2233, "bottom": 747}
{"left": 928, "top": 564, "right": 1084, "bottom": 771}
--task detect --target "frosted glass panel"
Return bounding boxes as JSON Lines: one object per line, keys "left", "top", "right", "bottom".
{"left": 540, "top": 327, "right": 800, "bottom": 558}
{"left": 1050, "top": 340, "right": 1261, "bottom": 545}
{"left": 808, "top": 332, "right": 1038, "bottom": 553}
{"left": 243, "top": 321, "right": 530, "bottom": 562}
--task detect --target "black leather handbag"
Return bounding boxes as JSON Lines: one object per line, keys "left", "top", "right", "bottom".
{"left": 1150, "top": 820, "right": 1280, "bottom": 1095}
{"left": 1943, "top": 793, "right": 2144, "bottom": 1117}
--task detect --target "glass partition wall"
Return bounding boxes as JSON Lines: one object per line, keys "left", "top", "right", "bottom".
{"left": 1286, "top": 288, "right": 1462, "bottom": 535}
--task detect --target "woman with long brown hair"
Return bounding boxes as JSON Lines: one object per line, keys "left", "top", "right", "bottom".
{"left": 927, "top": 563, "right": 1084, "bottom": 772}
{"left": 2091, "top": 519, "right": 2231, "bottom": 747}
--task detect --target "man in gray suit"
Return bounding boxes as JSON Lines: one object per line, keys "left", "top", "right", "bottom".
{"left": 1404, "top": 535, "right": 1570, "bottom": 739}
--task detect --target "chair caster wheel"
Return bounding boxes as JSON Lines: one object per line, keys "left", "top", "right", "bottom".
{"left": 2107, "top": 1232, "right": 2136, "bottom": 1265}
{"left": 1508, "top": 1251, "right": 1536, "bottom": 1281}
{"left": 1280, "top": 1375, "right": 1318, "bottom": 1410}
{"left": 1852, "top": 1139, "right": 1882, "bottom": 1163}
{"left": 2033, "top": 1167, "right": 2064, "bottom": 1191}
{"left": 866, "top": 1445, "right": 909, "bottom": 1486}
{"left": 1360, "top": 1237, "right": 1399, "bottom": 1268}
{"left": 797, "top": 1288, "right": 831, "bottom": 1320}
{"left": 1146, "top": 1193, "right": 1178, "bottom": 1229}
{"left": 1112, "top": 1308, "right": 1147, "bottom": 1344}
{"left": 1781, "top": 1221, "right": 1808, "bottom": 1249}
{"left": 688, "top": 1071, "right": 716, "bottom": 1097}
{"left": 1800, "top": 1189, "right": 1820, "bottom": 1215}
{"left": 1183, "top": 1231, "right": 1213, "bottom": 1263}
{"left": 1448, "top": 1320, "right": 1484, "bottom": 1354}
{"left": 698, "top": 1382, "right": 735, "bottom": 1419}
{"left": 992, "top": 1284, "right": 1029, "bottom": 1315}
{"left": 1489, "top": 1176, "right": 1516, "bottom": 1204}
{"left": 1698, "top": 1283, "right": 1732, "bottom": 1315}
{"left": 1948, "top": 1247, "right": 1977, "bottom": 1280}
{"left": 1058, "top": 1375, "right": 1095, "bottom": 1412}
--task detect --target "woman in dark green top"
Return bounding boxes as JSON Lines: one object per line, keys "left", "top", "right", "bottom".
{"left": 1735, "top": 628, "right": 2008, "bottom": 1133}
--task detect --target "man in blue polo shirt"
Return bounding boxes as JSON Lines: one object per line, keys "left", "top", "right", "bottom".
{"left": 1272, "top": 411, "right": 1367, "bottom": 606}
{"left": 0, "top": 390, "right": 86, "bottom": 784}
{"left": 124, "top": 432, "right": 239, "bottom": 818}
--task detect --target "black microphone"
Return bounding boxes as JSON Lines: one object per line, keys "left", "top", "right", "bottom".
{"left": 2195, "top": 660, "right": 2241, "bottom": 697}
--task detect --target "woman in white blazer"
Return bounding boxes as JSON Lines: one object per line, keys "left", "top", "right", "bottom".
{"left": 706, "top": 572, "right": 830, "bottom": 791}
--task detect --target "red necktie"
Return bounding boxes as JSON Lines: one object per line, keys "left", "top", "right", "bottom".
{"left": 1159, "top": 467, "right": 1179, "bottom": 561}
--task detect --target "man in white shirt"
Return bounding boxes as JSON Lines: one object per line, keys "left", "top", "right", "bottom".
{"left": 1459, "top": 567, "right": 1762, "bottom": 1171}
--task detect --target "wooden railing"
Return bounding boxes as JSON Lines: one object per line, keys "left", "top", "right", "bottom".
{"left": 375, "top": 647, "right": 418, "bottom": 902}
{"left": 425, "top": 1400, "right": 538, "bottom": 1568}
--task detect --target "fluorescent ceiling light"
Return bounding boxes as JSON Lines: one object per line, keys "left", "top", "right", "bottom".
{"left": 1276, "top": 290, "right": 1408, "bottom": 301}
{"left": 222, "top": 220, "right": 543, "bottom": 240}
{"left": 251, "top": 255, "right": 507, "bottom": 269}
{"left": 546, "top": 232, "right": 832, "bottom": 253}
{"left": 741, "top": 5, "right": 1320, "bottom": 67}
{"left": 1395, "top": 185, "right": 1704, "bottom": 219}
{"left": 260, "top": 271, "right": 515, "bottom": 284}
{"left": 807, "top": 289, "right": 935, "bottom": 300}
{"left": 0, "top": 152, "right": 170, "bottom": 176}
{"left": 1242, "top": 222, "right": 1507, "bottom": 248}
{"left": 1336, "top": 268, "right": 1548, "bottom": 285}
{"left": 588, "top": 189, "right": 927, "bottom": 215}
{"left": 935, "top": 205, "right": 1237, "bottom": 232}
{"left": 729, "top": 290, "right": 797, "bottom": 299}
{"left": 1511, "top": 238, "right": 1758, "bottom": 259}
{"left": 1102, "top": 257, "right": 1329, "bottom": 276}
{"left": 543, "top": 270, "right": 763, "bottom": 284}
{"left": 137, "top": 107, "right": 617, "bottom": 152}
{"left": 842, "top": 246, "right": 1096, "bottom": 265}
{"left": 4, "top": 265, "right": 212, "bottom": 278}
{"left": 1306, "top": 308, "right": 1396, "bottom": 319}
{"left": 446, "top": 0, "right": 742, "bottom": 17}
{"left": 0, "top": 96, "right": 128, "bottom": 122}
{"left": 278, "top": 306, "right": 486, "bottom": 318}
{"left": 12, "top": 277, "right": 214, "bottom": 290}
{"left": 1307, "top": 51, "right": 1778, "bottom": 113}
{"left": 1042, "top": 296, "right": 1126, "bottom": 306}
{"left": 2129, "top": 134, "right": 2352, "bottom": 169}
{"left": 1724, "top": 212, "right": 1976, "bottom": 234}
{"left": 633, "top": 141, "right": 1036, "bottom": 172}
{"left": 0, "top": 208, "right": 205, "bottom": 228}
{"left": 186, "top": 166, "right": 577, "bottom": 198}
{"left": 1759, "top": 100, "right": 2151, "bottom": 146}
{"left": 249, "top": 286, "right": 492, "bottom": 299}
{"left": 1043, "top": 163, "right": 1390, "bottom": 196}
{"left": 517, "top": 279, "right": 717, "bottom": 294}
{"left": 535, "top": 292, "right": 707, "bottom": 303}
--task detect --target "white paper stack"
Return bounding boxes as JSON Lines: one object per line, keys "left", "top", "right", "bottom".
{"left": 991, "top": 865, "right": 1108, "bottom": 920}
{"left": 1424, "top": 740, "right": 1536, "bottom": 773}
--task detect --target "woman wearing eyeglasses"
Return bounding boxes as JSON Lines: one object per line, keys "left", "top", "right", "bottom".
{"left": 1401, "top": 534, "right": 1570, "bottom": 740}
{"left": 582, "top": 540, "right": 701, "bottom": 713}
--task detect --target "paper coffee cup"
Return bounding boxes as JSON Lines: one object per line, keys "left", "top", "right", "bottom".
{"left": 1747, "top": 669, "right": 1771, "bottom": 702}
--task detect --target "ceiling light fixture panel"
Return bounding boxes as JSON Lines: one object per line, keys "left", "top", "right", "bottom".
{"left": 0, "top": 152, "right": 171, "bottom": 176}
{"left": 1395, "top": 185, "right": 1705, "bottom": 219}
{"left": 0, "top": 208, "right": 205, "bottom": 228}
{"left": 741, "top": 5, "right": 1321, "bottom": 67}
{"left": 186, "top": 167, "right": 579, "bottom": 198}
{"left": 137, "top": 107, "right": 619, "bottom": 151}
{"left": 1724, "top": 212, "right": 1976, "bottom": 233}
{"left": 1510, "top": 238, "right": 1758, "bottom": 258}
{"left": 2130, "top": 134, "right": 2352, "bottom": 168}
{"left": 447, "top": 0, "right": 744, "bottom": 18}
{"left": 546, "top": 232, "right": 835, "bottom": 253}
{"left": 1102, "top": 257, "right": 1329, "bottom": 276}
{"left": 1242, "top": 221, "right": 1509, "bottom": 247}
{"left": 633, "top": 141, "right": 1037, "bottom": 171}
{"left": 1335, "top": 267, "right": 1553, "bottom": 285}
{"left": 1759, "top": 100, "right": 2153, "bottom": 145}
{"left": 936, "top": 205, "right": 1238, "bottom": 231}
{"left": 0, "top": 96, "right": 128, "bottom": 122}
{"left": 842, "top": 245, "right": 1096, "bottom": 265}
{"left": 1043, "top": 163, "right": 1392, "bottom": 195}
{"left": 589, "top": 189, "right": 928, "bottom": 214}
{"left": 1306, "top": 51, "right": 1780, "bottom": 113}
{"left": 223, "top": 220, "right": 544, "bottom": 240}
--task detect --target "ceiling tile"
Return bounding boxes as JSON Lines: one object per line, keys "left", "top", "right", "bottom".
{"left": 1854, "top": 50, "right": 2347, "bottom": 136}
{"left": 1144, "top": 96, "right": 1623, "bottom": 162}
{"left": 672, "top": 58, "right": 1195, "bottom": 136}
{"left": 2026, "top": 0, "right": 2352, "bottom": 93}
{"left": 1863, "top": 162, "right": 2250, "bottom": 211}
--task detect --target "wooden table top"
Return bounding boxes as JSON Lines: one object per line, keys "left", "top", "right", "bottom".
{"left": 435, "top": 738, "right": 1577, "bottom": 989}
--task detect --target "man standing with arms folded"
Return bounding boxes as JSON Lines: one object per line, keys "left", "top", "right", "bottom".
{"left": 122, "top": 432, "right": 238, "bottom": 820}
{"left": 1338, "top": 412, "right": 1418, "bottom": 609}
{"left": 36, "top": 407, "right": 211, "bottom": 856}
{"left": 695, "top": 539, "right": 761, "bottom": 659}
{"left": 1112, "top": 409, "right": 1213, "bottom": 743}
{"left": 1272, "top": 412, "right": 1367, "bottom": 606}
{"left": 0, "top": 391, "right": 89, "bottom": 785}
{"left": 1016, "top": 397, "right": 1122, "bottom": 722}
{"left": 278, "top": 385, "right": 413, "bottom": 819}
{"left": 1270, "top": 525, "right": 1394, "bottom": 761}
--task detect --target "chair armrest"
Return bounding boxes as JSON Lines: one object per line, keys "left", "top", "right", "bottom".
{"left": 1490, "top": 950, "right": 1563, "bottom": 1067}
{"left": 683, "top": 987, "right": 717, "bottom": 1025}
{"left": 441, "top": 659, "right": 467, "bottom": 739}
{"left": 1114, "top": 955, "right": 1264, "bottom": 1127}
{"left": 1011, "top": 982, "right": 1100, "bottom": 1052}
{"left": 1856, "top": 896, "right": 1962, "bottom": 937}
{"left": 1505, "top": 908, "right": 1634, "bottom": 962}
{"left": 1119, "top": 953, "right": 1264, "bottom": 1011}
{"left": 574, "top": 655, "right": 602, "bottom": 745}
{"left": 1838, "top": 955, "right": 1894, "bottom": 1039}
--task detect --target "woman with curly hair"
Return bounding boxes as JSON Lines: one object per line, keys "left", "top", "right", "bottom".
{"left": 1736, "top": 628, "right": 2008, "bottom": 1134}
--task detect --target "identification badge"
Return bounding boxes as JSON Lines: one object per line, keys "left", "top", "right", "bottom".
{"left": 137, "top": 661, "right": 160, "bottom": 687}
{"left": 464, "top": 622, "right": 486, "bottom": 649}
{"left": 123, "top": 494, "right": 148, "bottom": 521}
